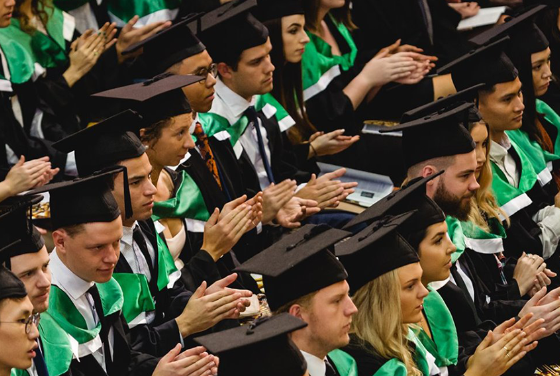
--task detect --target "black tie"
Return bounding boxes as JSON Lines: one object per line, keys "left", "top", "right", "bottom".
{"left": 87, "top": 285, "right": 114, "bottom": 374}
{"left": 244, "top": 106, "right": 275, "bottom": 184}
{"left": 450, "top": 263, "right": 482, "bottom": 325}
{"left": 325, "top": 358, "right": 337, "bottom": 376}
{"left": 34, "top": 343, "right": 50, "bottom": 376}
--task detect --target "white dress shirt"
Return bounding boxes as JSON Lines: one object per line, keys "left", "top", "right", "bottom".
{"left": 50, "top": 250, "right": 114, "bottom": 371}
{"left": 211, "top": 78, "right": 273, "bottom": 189}
{"left": 301, "top": 351, "right": 327, "bottom": 376}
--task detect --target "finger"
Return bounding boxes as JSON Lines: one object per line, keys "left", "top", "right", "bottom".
{"left": 184, "top": 356, "right": 216, "bottom": 376}
{"left": 123, "top": 15, "right": 139, "bottom": 33}
{"left": 506, "top": 351, "right": 527, "bottom": 368}
{"left": 14, "top": 155, "right": 25, "bottom": 167}
{"left": 160, "top": 344, "right": 182, "bottom": 364}
{"left": 175, "top": 346, "right": 206, "bottom": 360}
{"left": 494, "top": 317, "right": 517, "bottom": 334}
{"left": 193, "top": 281, "right": 207, "bottom": 299}
{"left": 478, "top": 329, "right": 494, "bottom": 350}
{"left": 140, "top": 20, "right": 172, "bottom": 38}
{"left": 205, "top": 208, "right": 220, "bottom": 227}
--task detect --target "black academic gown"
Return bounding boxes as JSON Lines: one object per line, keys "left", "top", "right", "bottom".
{"left": 114, "top": 219, "right": 193, "bottom": 357}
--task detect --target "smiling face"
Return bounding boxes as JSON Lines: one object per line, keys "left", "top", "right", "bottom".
{"left": 281, "top": 14, "right": 309, "bottom": 64}
{"left": 417, "top": 222, "right": 457, "bottom": 285}
{"left": 398, "top": 263, "right": 428, "bottom": 324}
{"left": 0, "top": 0, "right": 15, "bottom": 28}
{"left": 478, "top": 78, "right": 525, "bottom": 134}
{"left": 53, "top": 219, "right": 123, "bottom": 283}
{"left": 10, "top": 247, "right": 51, "bottom": 314}
{"left": 469, "top": 122, "right": 489, "bottom": 180}
{"left": 144, "top": 114, "right": 195, "bottom": 168}
{"left": 0, "top": 297, "right": 39, "bottom": 372}
{"left": 532, "top": 48, "right": 552, "bottom": 98}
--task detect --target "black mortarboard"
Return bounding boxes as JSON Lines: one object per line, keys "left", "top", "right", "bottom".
{"left": 469, "top": 5, "right": 549, "bottom": 56}
{"left": 53, "top": 110, "right": 145, "bottom": 177}
{"left": 195, "top": 313, "right": 308, "bottom": 376}
{"left": 380, "top": 102, "right": 476, "bottom": 170}
{"left": 255, "top": 0, "right": 304, "bottom": 22}
{"left": 123, "top": 18, "right": 206, "bottom": 76}
{"left": 235, "top": 224, "right": 350, "bottom": 311}
{"left": 343, "top": 171, "right": 444, "bottom": 231}
{"left": 196, "top": 0, "right": 269, "bottom": 65}
{"left": 187, "top": 0, "right": 257, "bottom": 34}
{"left": 92, "top": 74, "right": 202, "bottom": 125}
{"left": 0, "top": 265, "right": 27, "bottom": 300}
{"left": 26, "top": 167, "right": 122, "bottom": 230}
{"left": 438, "top": 37, "right": 518, "bottom": 91}
{"left": 0, "top": 195, "right": 44, "bottom": 267}
{"left": 336, "top": 212, "right": 419, "bottom": 294}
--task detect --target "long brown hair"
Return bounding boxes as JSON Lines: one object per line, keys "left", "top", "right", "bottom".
{"left": 14, "top": 0, "right": 53, "bottom": 33}
{"left": 303, "top": 0, "right": 356, "bottom": 33}
{"left": 264, "top": 17, "right": 317, "bottom": 144}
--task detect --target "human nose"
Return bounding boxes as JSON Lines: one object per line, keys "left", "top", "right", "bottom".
{"left": 469, "top": 174, "right": 480, "bottom": 191}
{"left": 36, "top": 270, "right": 51, "bottom": 288}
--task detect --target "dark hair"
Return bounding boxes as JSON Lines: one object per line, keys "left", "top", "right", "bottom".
{"left": 60, "top": 224, "right": 85, "bottom": 237}
{"left": 403, "top": 228, "right": 428, "bottom": 253}
{"left": 303, "top": 0, "right": 356, "bottom": 33}
{"left": 14, "top": 0, "right": 53, "bottom": 34}
{"left": 140, "top": 117, "right": 175, "bottom": 144}
{"left": 264, "top": 18, "right": 317, "bottom": 144}
{"left": 536, "top": 8, "right": 560, "bottom": 82}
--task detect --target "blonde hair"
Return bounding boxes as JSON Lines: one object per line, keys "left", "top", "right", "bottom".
{"left": 467, "top": 121, "right": 510, "bottom": 231}
{"left": 351, "top": 270, "right": 422, "bottom": 376}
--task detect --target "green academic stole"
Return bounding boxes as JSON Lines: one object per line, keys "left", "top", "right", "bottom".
{"left": 415, "top": 288, "right": 458, "bottom": 367}
{"left": 156, "top": 232, "right": 181, "bottom": 289}
{"left": 301, "top": 14, "right": 357, "bottom": 101}
{"left": 106, "top": 0, "right": 181, "bottom": 26}
{"left": 446, "top": 216, "right": 466, "bottom": 263}
{"left": 10, "top": 313, "right": 76, "bottom": 376}
{"left": 0, "top": 26, "right": 36, "bottom": 83}
{"left": 47, "top": 278, "right": 123, "bottom": 358}
{"left": 152, "top": 169, "right": 210, "bottom": 234}
{"left": 507, "top": 128, "right": 557, "bottom": 187}
{"left": 490, "top": 141, "right": 537, "bottom": 217}
{"left": 328, "top": 349, "right": 359, "bottom": 376}
{"left": 111, "top": 273, "right": 155, "bottom": 328}
{"left": 537, "top": 98, "right": 560, "bottom": 155}
{"left": 460, "top": 218, "right": 506, "bottom": 255}
{"left": 199, "top": 94, "right": 280, "bottom": 158}
{"left": 260, "top": 93, "right": 295, "bottom": 132}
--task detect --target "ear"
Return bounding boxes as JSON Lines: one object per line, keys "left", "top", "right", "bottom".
{"left": 52, "top": 230, "right": 67, "bottom": 256}
{"left": 288, "top": 304, "right": 304, "bottom": 319}
{"left": 421, "top": 165, "right": 438, "bottom": 179}
{"left": 217, "top": 62, "right": 233, "bottom": 80}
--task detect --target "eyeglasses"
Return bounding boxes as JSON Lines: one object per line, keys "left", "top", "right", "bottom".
{"left": 195, "top": 63, "right": 218, "bottom": 83}
{"left": 0, "top": 313, "right": 40, "bottom": 333}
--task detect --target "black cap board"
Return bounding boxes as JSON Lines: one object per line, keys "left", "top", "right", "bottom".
{"left": 438, "top": 36, "right": 518, "bottom": 91}
{"left": 380, "top": 102, "right": 476, "bottom": 170}
{"left": 336, "top": 212, "right": 419, "bottom": 294}
{"left": 123, "top": 18, "right": 206, "bottom": 76}
{"left": 187, "top": 0, "right": 257, "bottom": 35}
{"left": 343, "top": 171, "right": 444, "bottom": 231}
{"left": 235, "top": 224, "right": 350, "bottom": 311}
{"left": 255, "top": 0, "right": 304, "bottom": 22}
{"left": 196, "top": 1, "right": 269, "bottom": 65}
{"left": 0, "top": 265, "right": 27, "bottom": 300}
{"left": 469, "top": 5, "right": 549, "bottom": 56}
{"left": 195, "top": 313, "right": 308, "bottom": 376}
{"left": 92, "top": 74, "right": 202, "bottom": 125}
{"left": 0, "top": 195, "right": 45, "bottom": 267}
{"left": 25, "top": 167, "right": 122, "bottom": 230}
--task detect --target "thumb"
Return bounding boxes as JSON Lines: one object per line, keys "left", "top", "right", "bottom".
{"left": 161, "top": 343, "right": 182, "bottom": 363}
{"left": 479, "top": 330, "right": 493, "bottom": 350}
{"left": 216, "top": 273, "right": 237, "bottom": 289}
{"left": 123, "top": 15, "right": 139, "bottom": 32}
{"left": 15, "top": 155, "right": 25, "bottom": 167}
{"left": 207, "top": 208, "right": 220, "bottom": 226}
{"left": 528, "top": 286, "right": 547, "bottom": 306}
{"left": 376, "top": 49, "right": 390, "bottom": 59}
{"left": 308, "top": 174, "right": 317, "bottom": 185}
{"left": 193, "top": 281, "right": 207, "bottom": 299}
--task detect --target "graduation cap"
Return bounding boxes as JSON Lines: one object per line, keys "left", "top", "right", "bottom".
{"left": 380, "top": 102, "right": 476, "bottom": 170}
{"left": 195, "top": 0, "right": 269, "bottom": 65}
{"left": 53, "top": 110, "right": 145, "bottom": 177}
{"left": 0, "top": 195, "right": 45, "bottom": 268}
{"left": 343, "top": 171, "right": 444, "bottom": 231}
{"left": 25, "top": 167, "right": 122, "bottom": 230}
{"left": 187, "top": 0, "right": 257, "bottom": 34}
{"left": 194, "top": 313, "right": 308, "bottom": 376}
{"left": 0, "top": 265, "right": 27, "bottom": 301}
{"left": 92, "top": 74, "right": 202, "bottom": 125}
{"left": 336, "top": 212, "right": 419, "bottom": 294}
{"left": 437, "top": 37, "right": 518, "bottom": 91}
{"left": 255, "top": 0, "right": 304, "bottom": 22}
{"left": 469, "top": 5, "right": 549, "bottom": 56}
{"left": 123, "top": 18, "right": 206, "bottom": 76}
{"left": 400, "top": 84, "right": 484, "bottom": 124}
{"left": 235, "top": 224, "right": 350, "bottom": 311}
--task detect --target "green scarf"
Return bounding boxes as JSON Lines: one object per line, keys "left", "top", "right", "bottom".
{"left": 156, "top": 232, "right": 181, "bottom": 290}
{"left": 407, "top": 328, "right": 432, "bottom": 376}
{"left": 47, "top": 278, "right": 123, "bottom": 345}
{"left": 10, "top": 313, "right": 75, "bottom": 376}
{"left": 460, "top": 218, "right": 506, "bottom": 255}
{"left": 0, "top": 24, "right": 36, "bottom": 83}
{"left": 260, "top": 93, "right": 295, "bottom": 132}
{"left": 490, "top": 141, "right": 537, "bottom": 217}
{"left": 537, "top": 98, "right": 560, "bottom": 155}
{"left": 447, "top": 216, "right": 466, "bottom": 263}
{"left": 329, "top": 349, "right": 359, "bottom": 376}
{"left": 111, "top": 273, "right": 156, "bottom": 327}
{"left": 107, "top": 0, "right": 181, "bottom": 26}
{"left": 415, "top": 288, "right": 458, "bottom": 367}
{"left": 301, "top": 13, "right": 357, "bottom": 100}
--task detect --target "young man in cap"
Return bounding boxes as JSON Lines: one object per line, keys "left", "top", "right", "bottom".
{"left": 236, "top": 224, "right": 358, "bottom": 376}
{"left": 53, "top": 110, "right": 252, "bottom": 356}
{"left": 28, "top": 168, "right": 218, "bottom": 376}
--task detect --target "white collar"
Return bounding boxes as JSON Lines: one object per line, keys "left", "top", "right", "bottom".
{"left": 50, "top": 249, "right": 94, "bottom": 301}
{"left": 489, "top": 134, "right": 511, "bottom": 164}
{"left": 211, "top": 78, "right": 257, "bottom": 125}
{"left": 120, "top": 221, "right": 138, "bottom": 247}
{"left": 301, "top": 350, "right": 326, "bottom": 376}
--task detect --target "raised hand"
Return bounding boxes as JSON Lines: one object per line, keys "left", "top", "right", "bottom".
{"left": 296, "top": 168, "right": 357, "bottom": 209}
{"left": 0, "top": 156, "right": 57, "bottom": 199}
{"left": 153, "top": 344, "right": 217, "bottom": 376}
{"left": 308, "top": 129, "right": 360, "bottom": 157}
{"left": 275, "top": 197, "right": 320, "bottom": 229}
{"left": 261, "top": 179, "right": 296, "bottom": 224}
{"left": 116, "top": 15, "right": 172, "bottom": 63}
